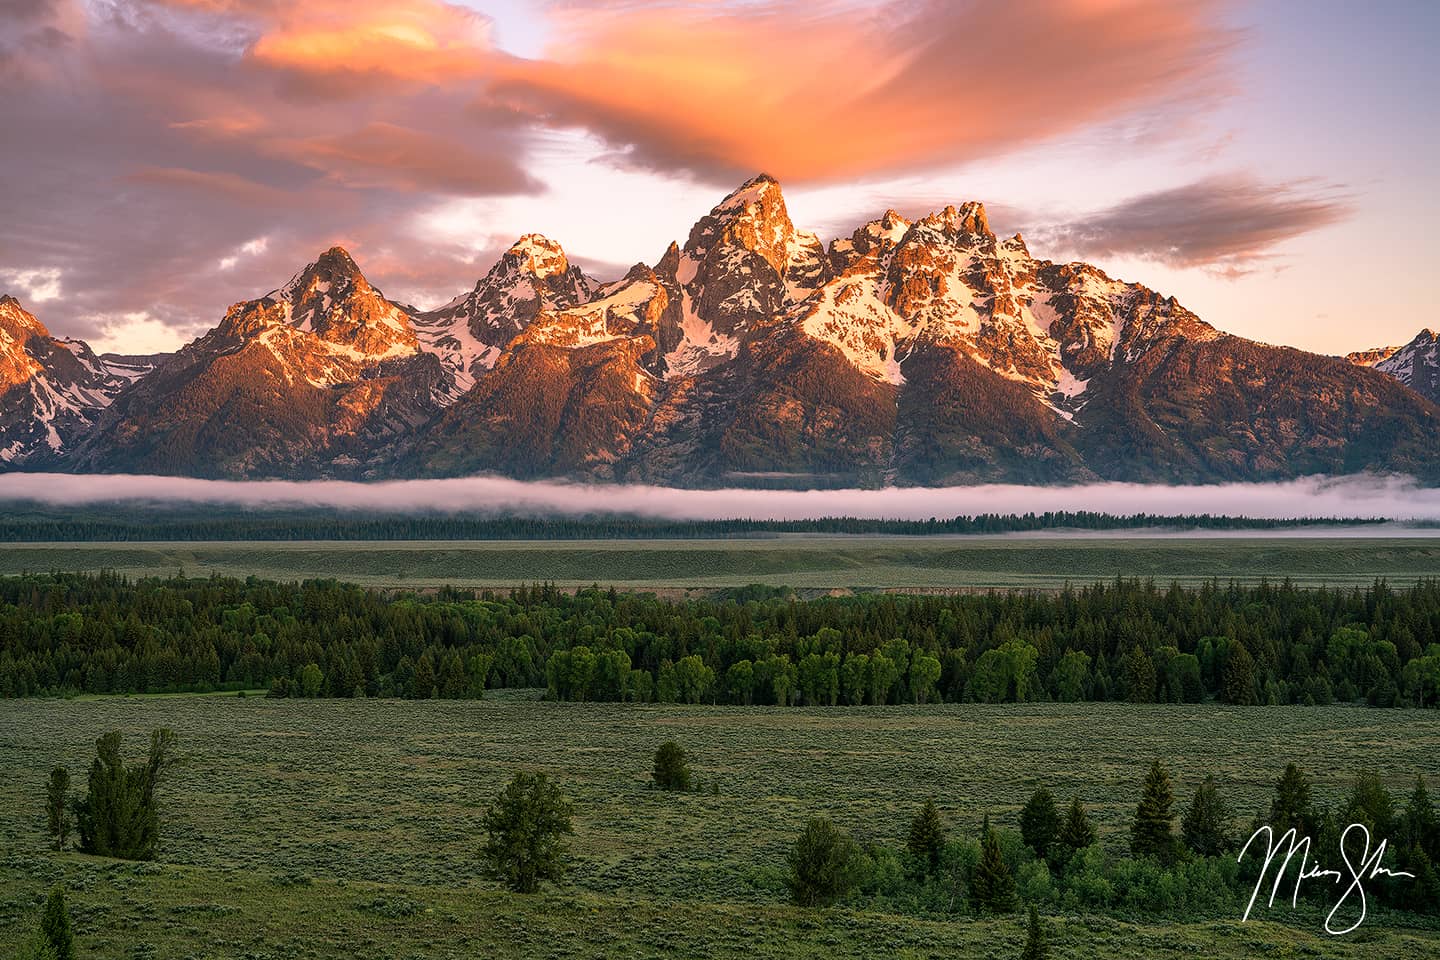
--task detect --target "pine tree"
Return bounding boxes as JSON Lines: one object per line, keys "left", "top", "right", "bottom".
{"left": 40, "top": 885, "right": 74, "bottom": 960}
{"left": 1058, "top": 796, "right": 1097, "bottom": 854}
{"left": 972, "top": 816, "right": 1016, "bottom": 912}
{"left": 74, "top": 729, "right": 176, "bottom": 861}
{"left": 652, "top": 741, "right": 691, "bottom": 792}
{"left": 480, "top": 772, "right": 574, "bottom": 893}
{"left": 1123, "top": 645, "right": 1157, "bottom": 703}
{"left": 785, "top": 817, "right": 859, "bottom": 907}
{"left": 906, "top": 798, "right": 947, "bottom": 876}
{"left": 1404, "top": 775, "right": 1437, "bottom": 859}
{"left": 1270, "top": 763, "right": 1314, "bottom": 836}
{"left": 1181, "top": 775, "right": 1234, "bottom": 856}
{"left": 1019, "top": 787, "right": 1060, "bottom": 860}
{"left": 1020, "top": 904, "right": 1048, "bottom": 960}
{"left": 1130, "top": 760, "right": 1177, "bottom": 863}
{"left": 46, "top": 767, "right": 70, "bottom": 851}
{"left": 1223, "top": 642, "right": 1256, "bottom": 705}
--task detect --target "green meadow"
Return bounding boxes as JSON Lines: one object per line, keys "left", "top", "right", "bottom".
{"left": 2, "top": 694, "right": 1437, "bottom": 958}
{"left": 0, "top": 535, "right": 1437, "bottom": 591}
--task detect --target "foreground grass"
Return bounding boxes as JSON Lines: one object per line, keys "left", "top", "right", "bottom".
{"left": 2, "top": 697, "right": 1438, "bottom": 957}
{"left": 0, "top": 536, "right": 1437, "bottom": 590}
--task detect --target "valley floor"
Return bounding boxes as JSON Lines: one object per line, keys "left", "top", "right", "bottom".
{"left": 1, "top": 535, "right": 1438, "bottom": 591}
{"left": 1, "top": 696, "right": 1437, "bottom": 958}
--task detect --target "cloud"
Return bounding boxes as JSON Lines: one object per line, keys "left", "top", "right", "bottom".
{"left": 1031, "top": 175, "right": 1352, "bottom": 275}
{"left": 1, "top": 473, "right": 1438, "bottom": 523}
{"left": 1, "top": 0, "right": 1252, "bottom": 347}
{"left": 268, "top": 122, "right": 544, "bottom": 195}
{"left": 82, "top": 312, "right": 208, "bottom": 354}
{"left": 0, "top": 0, "right": 537, "bottom": 341}
{"left": 495, "top": 0, "right": 1236, "bottom": 185}
{"left": 0, "top": 267, "right": 63, "bottom": 302}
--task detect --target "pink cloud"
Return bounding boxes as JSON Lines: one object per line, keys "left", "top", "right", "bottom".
{"left": 495, "top": 0, "right": 1236, "bottom": 184}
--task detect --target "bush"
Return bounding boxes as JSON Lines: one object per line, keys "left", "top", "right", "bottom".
{"left": 652, "top": 741, "right": 691, "bottom": 792}
{"left": 785, "top": 817, "right": 860, "bottom": 907}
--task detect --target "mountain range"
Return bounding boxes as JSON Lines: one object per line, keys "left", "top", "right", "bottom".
{"left": 3, "top": 175, "right": 1437, "bottom": 487}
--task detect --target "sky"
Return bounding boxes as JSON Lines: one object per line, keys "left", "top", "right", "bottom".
{"left": 0, "top": 0, "right": 1435, "bottom": 356}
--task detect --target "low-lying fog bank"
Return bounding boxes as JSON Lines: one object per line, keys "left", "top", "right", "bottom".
{"left": 2, "top": 473, "right": 1439, "bottom": 524}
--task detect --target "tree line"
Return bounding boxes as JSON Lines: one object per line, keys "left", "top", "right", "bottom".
{"left": 472, "top": 750, "right": 1440, "bottom": 928}
{"left": 2, "top": 573, "right": 1438, "bottom": 709}
{"left": 0, "top": 504, "right": 1392, "bottom": 542}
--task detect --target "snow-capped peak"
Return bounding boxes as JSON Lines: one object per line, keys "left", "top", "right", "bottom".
{"left": 500, "top": 234, "right": 573, "bottom": 280}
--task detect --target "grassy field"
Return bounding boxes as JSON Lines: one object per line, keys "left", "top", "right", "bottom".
{"left": 0, "top": 535, "right": 1438, "bottom": 591}
{"left": 2, "top": 694, "right": 1438, "bottom": 958}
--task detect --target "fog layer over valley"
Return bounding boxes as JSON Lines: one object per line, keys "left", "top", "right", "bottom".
{"left": 2, "top": 473, "right": 1440, "bottom": 526}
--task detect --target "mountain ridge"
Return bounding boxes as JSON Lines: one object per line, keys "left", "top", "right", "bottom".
{"left": 3, "top": 176, "right": 1438, "bottom": 487}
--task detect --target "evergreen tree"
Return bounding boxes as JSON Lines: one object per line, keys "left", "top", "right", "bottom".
{"left": 1344, "top": 771, "right": 1395, "bottom": 837}
{"left": 479, "top": 772, "right": 574, "bottom": 893}
{"left": 1130, "top": 760, "right": 1178, "bottom": 863}
{"left": 74, "top": 729, "right": 176, "bottom": 861}
{"left": 1020, "top": 904, "right": 1048, "bottom": 960}
{"left": 1223, "top": 642, "right": 1256, "bottom": 705}
{"left": 1270, "top": 763, "right": 1315, "bottom": 836}
{"left": 652, "top": 741, "right": 691, "bottom": 792}
{"left": 1123, "top": 646, "right": 1157, "bottom": 703}
{"left": 39, "top": 885, "right": 74, "bottom": 960}
{"left": 785, "top": 817, "right": 859, "bottom": 907}
{"left": 45, "top": 767, "right": 70, "bottom": 851}
{"left": 906, "top": 798, "right": 947, "bottom": 876}
{"left": 1404, "top": 776, "right": 1437, "bottom": 859}
{"left": 1181, "top": 775, "right": 1234, "bottom": 856}
{"left": 1019, "top": 787, "right": 1060, "bottom": 860}
{"left": 972, "top": 816, "right": 1016, "bottom": 912}
{"left": 1058, "top": 796, "right": 1097, "bottom": 854}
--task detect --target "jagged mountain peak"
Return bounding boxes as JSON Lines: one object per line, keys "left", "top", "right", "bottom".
{"left": 917, "top": 201, "right": 992, "bottom": 239}
{"left": 1351, "top": 327, "right": 1440, "bottom": 404}
{"left": 497, "top": 233, "right": 573, "bottom": 280}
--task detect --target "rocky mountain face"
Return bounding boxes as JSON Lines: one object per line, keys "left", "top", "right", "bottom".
{"left": 66, "top": 249, "right": 448, "bottom": 478}
{"left": 4, "top": 175, "right": 1438, "bottom": 485}
{"left": 1350, "top": 329, "right": 1440, "bottom": 405}
{"left": 0, "top": 296, "right": 136, "bottom": 464}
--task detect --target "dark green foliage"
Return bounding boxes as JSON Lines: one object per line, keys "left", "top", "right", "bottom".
{"left": 1404, "top": 776, "right": 1437, "bottom": 859}
{"left": 906, "top": 798, "right": 947, "bottom": 876}
{"left": 74, "top": 729, "right": 176, "bottom": 860}
{"left": 1020, "top": 905, "right": 1048, "bottom": 960}
{"left": 3, "top": 572, "right": 1440, "bottom": 710}
{"left": 1019, "top": 787, "right": 1060, "bottom": 860}
{"left": 1181, "top": 775, "right": 1234, "bottom": 856}
{"left": 0, "top": 503, "right": 1389, "bottom": 542}
{"left": 1123, "top": 646, "right": 1157, "bottom": 703}
{"left": 972, "top": 817, "right": 1016, "bottom": 912}
{"left": 1270, "top": 763, "right": 1315, "bottom": 836}
{"left": 39, "top": 885, "right": 74, "bottom": 960}
{"left": 1130, "top": 760, "right": 1178, "bottom": 863}
{"left": 45, "top": 767, "right": 70, "bottom": 851}
{"left": 1058, "top": 796, "right": 1097, "bottom": 854}
{"left": 479, "top": 772, "right": 574, "bottom": 893}
{"left": 785, "top": 817, "right": 860, "bottom": 907}
{"left": 1223, "top": 642, "right": 1256, "bottom": 705}
{"left": 652, "top": 741, "right": 691, "bottom": 792}
{"left": 1344, "top": 771, "right": 1395, "bottom": 837}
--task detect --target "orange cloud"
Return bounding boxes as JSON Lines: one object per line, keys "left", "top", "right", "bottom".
{"left": 495, "top": 0, "right": 1235, "bottom": 183}
{"left": 271, "top": 121, "right": 542, "bottom": 195}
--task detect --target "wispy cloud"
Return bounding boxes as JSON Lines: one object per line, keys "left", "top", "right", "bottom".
{"left": 1031, "top": 175, "right": 1351, "bottom": 275}
{"left": 496, "top": 0, "right": 1235, "bottom": 184}
{"left": 2, "top": 473, "right": 1438, "bottom": 522}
